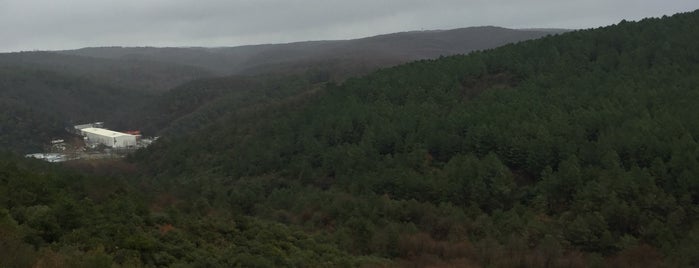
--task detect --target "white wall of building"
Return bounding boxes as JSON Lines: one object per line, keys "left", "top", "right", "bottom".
{"left": 114, "top": 135, "right": 137, "bottom": 147}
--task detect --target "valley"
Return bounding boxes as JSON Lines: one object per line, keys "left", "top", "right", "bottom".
{"left": 2, "top": 10, "right": 699, "bottom": 268}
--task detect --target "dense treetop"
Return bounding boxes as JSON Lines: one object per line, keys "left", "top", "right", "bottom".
{"left": 133, "top": 10, "right": 699, "bottom": 266}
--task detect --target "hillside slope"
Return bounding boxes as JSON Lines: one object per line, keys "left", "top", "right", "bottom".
{"left": 0, "top": 67, "right": 156, "bottom": 152}
{"left": 125, "top": 74, "right": 316, "bottom": 135}
{"left": 0, "top": 50, "right": 214, "bottom": 152}
{"left": 0, "top": 154, "right": 375, "bottom": 267}
{"left": 2, "top": 11, "right": 699, "bottom": 267}
{"left": 123, "top": 27, "right": 564, "bottom": 136}
{"left": 131, "top": 11, "right": 699, "bottom": 266}
{"left": 62, "top": 27, "right": 565, "bottom": 78}
{"left": 0, "top": 52, "right": 212, "bottom": 93}
{"left": 1, "top": 26, "right": 563, "bottom": 149}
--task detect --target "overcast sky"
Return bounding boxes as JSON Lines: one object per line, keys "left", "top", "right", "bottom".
{"left": 0, "top": 0, "right": 697, "bottom": 52}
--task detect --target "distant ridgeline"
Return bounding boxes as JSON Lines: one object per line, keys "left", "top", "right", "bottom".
{"left": 2, "top": 10, "right": 699, "bottom": 267}
{"left": 0, "top": 26, "right": 561, "bottom": 154}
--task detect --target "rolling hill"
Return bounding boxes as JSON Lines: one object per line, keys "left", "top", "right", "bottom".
{"left": 0, "top": 50, "right": 214, "bottom": 153}
{"left": 61, "top": 27, "right": 566, "bottom": 78}
{"left": 3, "top": 12, "right": 699, "bottom": 267}
{"left": 0, "top": 66, "right": 154, "bottom": 152}
{"left": 122, "top": 27, "right": 566, "bottom": 136}
{"left": 129, "top": 11, "right": 699, "bottom": 266}
{"left": 0, "top": 27, "right": 563, "bottom": 152}
{"left": 0, "top": 51, "right": 212, "bottom": 92}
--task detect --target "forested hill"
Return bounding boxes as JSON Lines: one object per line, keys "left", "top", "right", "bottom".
{"left": 131, "top": 10, "right": 699, "bottom": 266}
{"left": 2, "top": 10, "right": 699, "bottom": 267}
{"left": 119, "top": 27, "right": 565, "bottom": 137}
{"left": 0, "top": 67, "right": 155, "bottom": 153}
{"left": 0, "top": 52, "right": 211, "bottom": 92}
{"left": 0, "top": 27, "right": 561, "bottom": 153}
{"left": 126, "top": 74, "right": 321, "bottom": 136}
{"left": 0, "top": 52, "right": 212, "bottom": 153}
{"left": 0, "top": 153, "right": 372, "bottom": 267}
{"left": 61, "top": 27, "right": 565, "bottom": 78}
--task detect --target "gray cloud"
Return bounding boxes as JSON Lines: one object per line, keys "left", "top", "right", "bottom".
{"left": 1, "top": 0, "right": 697, "bottom": 52}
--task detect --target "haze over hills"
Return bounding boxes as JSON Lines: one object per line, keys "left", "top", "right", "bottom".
{"left": 61, "top": 26, "right": 567, "bottom": 77}
{"left": 0, "top": 52, "right": 212, "bottom": 93}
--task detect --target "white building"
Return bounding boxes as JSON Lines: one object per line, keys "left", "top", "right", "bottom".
{"left": 81, "top": 127, "right": 137, "bottom": 148}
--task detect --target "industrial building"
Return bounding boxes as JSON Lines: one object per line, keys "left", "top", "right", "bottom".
{"left": 81, "top": 127, "right": 137, "bottom": 148}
